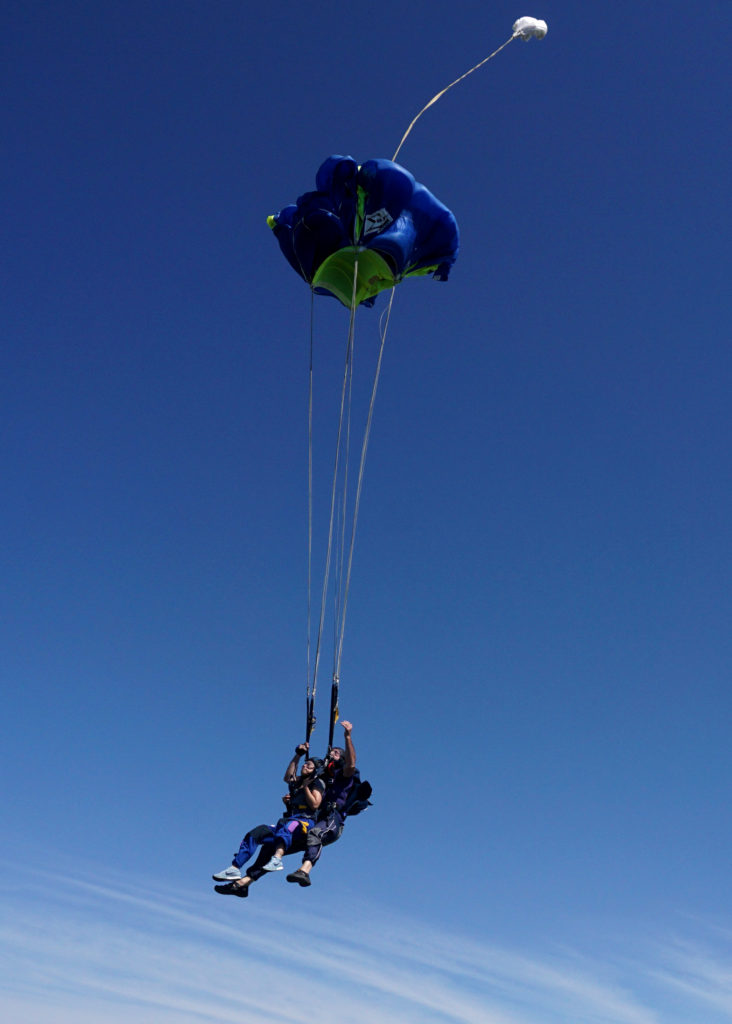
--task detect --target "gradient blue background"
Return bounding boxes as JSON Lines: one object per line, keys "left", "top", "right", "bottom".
{"left": 3, "top": 2, "right": 731, "bottom": 1021}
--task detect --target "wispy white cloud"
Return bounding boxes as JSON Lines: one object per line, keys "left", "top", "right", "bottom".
{"left": 645, "top": 928, "right": 732, "bottom": 1022}
{"left": 1, "top": 868, "right": 731, "bottom": 1023}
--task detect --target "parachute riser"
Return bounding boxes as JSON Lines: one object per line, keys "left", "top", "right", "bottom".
{"left": 327, "top": 674, "right": 340, "bottom": 753}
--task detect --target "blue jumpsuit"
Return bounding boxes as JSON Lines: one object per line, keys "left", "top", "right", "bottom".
{"left": 233, "top": 777, "right": 326, "bottom": 878}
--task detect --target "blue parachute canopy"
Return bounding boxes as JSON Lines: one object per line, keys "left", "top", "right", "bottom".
{"left": 268, "top": 156, "right": 459, "bottom": 308}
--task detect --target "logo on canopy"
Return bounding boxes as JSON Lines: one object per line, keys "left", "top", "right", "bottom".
{"left": 363, "top": 208, "right": 394, "bottom": 236}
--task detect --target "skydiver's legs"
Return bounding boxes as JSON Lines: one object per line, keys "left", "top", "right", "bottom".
{"left": 217, "top": 820, "right": 311, "bottom": 890}
{"left": 287, "top": 812, "right": 344, "bottom": 885}
{"left": 244, "top": 838, "right": 285, "bottom": 881}
{"left": 272, "top": 817, "right": 310, "bottom": 853}
{"left": 215, "top": 838, "right": 282, "bottom": 896}
{"left": 213, "top": 823, "right": 275, "bottom": 881}
{"left": 261, "top": 817, "right": 311, "bottom": 871}
{"left": 306, "top": 812, "right": 344, "bottom": 866}
{"left": 234, "top": 824, "right": 275, "bottom": 868}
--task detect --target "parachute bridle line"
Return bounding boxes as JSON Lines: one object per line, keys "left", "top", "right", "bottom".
{"left": 333, "top": 323, "right": 355, "bottom": 670}
{"left": 305, "top": 290, "right": 316, "bottom": 744}
{"left": 334, "top": 288, "right": 394, "bottom": 681}
{"left": 392, "top": 33, "right": 516, "bottom": 162}
{"left": 328, "top": 286, "right": 395, "bottom": 752}
{"left": 306, "top": 259, "right": 396, "bottom": 752}
{"left": 308, "top": 263, "right": 360, "bottom": 739}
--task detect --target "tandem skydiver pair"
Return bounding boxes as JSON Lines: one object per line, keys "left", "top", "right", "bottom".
{"left": 212, "top": 719, "right": 371, "bottom": 898}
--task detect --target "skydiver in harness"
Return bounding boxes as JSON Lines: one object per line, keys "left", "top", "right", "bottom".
{"left": 213, "top": 744, "right": 325, "bottom": 898}
{"left": 286, "top": 719, "right": 358, "bottom": 887}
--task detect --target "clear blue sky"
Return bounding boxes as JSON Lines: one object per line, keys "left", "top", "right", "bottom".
{"left": 3, "top": 2, "right": 732, "bottom": 1021}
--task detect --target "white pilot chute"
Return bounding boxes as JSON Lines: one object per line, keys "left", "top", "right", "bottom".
{"left": 513, "top": 17, "right": 548, "bottom": 41}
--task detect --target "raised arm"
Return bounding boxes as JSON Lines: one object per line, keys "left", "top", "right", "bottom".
{"left": 284, "top": 742, "right": 308, "bottom": 783}
{"left": 341, "top": 721, "right": 356, "bottom": 778}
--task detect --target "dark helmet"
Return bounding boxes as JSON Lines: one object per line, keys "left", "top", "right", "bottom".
{"left": 302, "top": 756, "right": 324, "bottom": 778}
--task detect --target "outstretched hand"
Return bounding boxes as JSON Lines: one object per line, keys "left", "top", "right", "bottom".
{"left": 341, "top": 720, "right": 352, "bottom": 736}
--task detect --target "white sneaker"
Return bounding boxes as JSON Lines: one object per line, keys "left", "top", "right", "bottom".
{"left": 212, "top": 865, "right": 242, "bottom": 881}
{"left": 263, "top": 855, "right": 283, "bottom": 872}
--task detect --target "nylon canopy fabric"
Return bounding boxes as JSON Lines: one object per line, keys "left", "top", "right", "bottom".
{"left": 268, "top": 156, "right": 459, "bottom": 308}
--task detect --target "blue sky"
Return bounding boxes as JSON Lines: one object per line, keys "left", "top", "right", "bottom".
{"left": 3, "top": 2, "right": 731, "bottom": 1021}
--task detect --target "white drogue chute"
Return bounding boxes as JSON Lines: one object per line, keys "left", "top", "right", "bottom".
{"left": 512, "top": 16, "right": 548, "bottom": 40}
{"left": 392, "top": 15, "right": 549, "bottom": 160}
